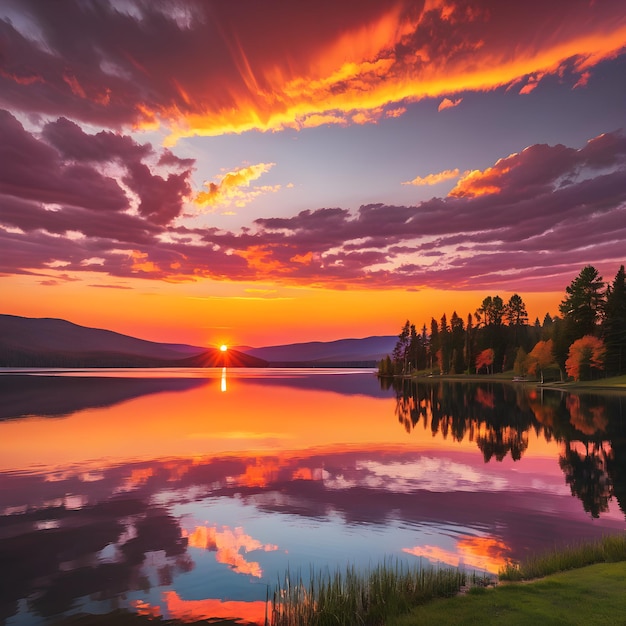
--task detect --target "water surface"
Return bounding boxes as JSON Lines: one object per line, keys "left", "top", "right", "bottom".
{"left": 1, "top": 369, "right": 624, "bottom": 624}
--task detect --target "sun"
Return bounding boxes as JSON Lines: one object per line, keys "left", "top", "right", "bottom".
{"left": 220, "top": 344, "right": 228, "bottom": 352}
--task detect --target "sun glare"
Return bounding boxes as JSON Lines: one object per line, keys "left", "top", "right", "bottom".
{"left": 220, "top": 344, "right": 228, "bottom": 352}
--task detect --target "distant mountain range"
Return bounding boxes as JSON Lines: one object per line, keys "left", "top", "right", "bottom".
{"left": 241, "top": 336, "right": 396, "bottom": 366}
{"left": 0, "top": 314, "right": 396, "bottom": 368}
{"left": 0, "top": 314, "right": 267, "bottom": 368}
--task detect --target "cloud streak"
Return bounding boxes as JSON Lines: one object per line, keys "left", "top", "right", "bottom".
{"left": 402, "top": 169, "right": 461, "bottom": 186}
{"left": 1, "top": 1, "right": 624, "bottom": 140}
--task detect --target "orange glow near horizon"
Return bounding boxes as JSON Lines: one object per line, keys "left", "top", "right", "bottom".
{"left": 0, "top": 373, "right": 564, "bottom": 475}
{"left": 1, "top": 273, "right": 563, "bottom": 347}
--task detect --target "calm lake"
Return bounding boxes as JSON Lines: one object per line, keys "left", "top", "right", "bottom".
{"left": 1, "top": 369, "right": 625, "bottom": 625}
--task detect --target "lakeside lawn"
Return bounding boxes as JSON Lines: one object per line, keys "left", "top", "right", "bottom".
{"left": 401, "top": 370, "right": 626, "bottom": 391}
{"left": 389, "top": 561, "right": 626, "bottom": 626}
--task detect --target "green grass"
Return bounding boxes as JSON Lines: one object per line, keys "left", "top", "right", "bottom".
{"left": 499, "top": 534, "right": 626, "bottom": 581}
{"left": 565, "top": 372, "right": 626, "bottom": 388}
{"left": 270, "top": 562, "right": 466, "bottom": 626}
{"left": 388, "top": 561, "right": 626, "bottom": 626}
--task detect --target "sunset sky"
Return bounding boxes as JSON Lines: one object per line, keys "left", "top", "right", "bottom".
{"left": 1, "top": 0, "right": 625, "bottom": 347}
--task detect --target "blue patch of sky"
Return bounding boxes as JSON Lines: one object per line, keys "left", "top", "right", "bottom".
{"left": 169, "top": 55, "right": 625, "bottom": 231}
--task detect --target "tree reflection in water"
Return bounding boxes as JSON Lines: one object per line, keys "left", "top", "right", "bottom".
{"left": 383, "top": 377, "right": 626, "bottom": 519}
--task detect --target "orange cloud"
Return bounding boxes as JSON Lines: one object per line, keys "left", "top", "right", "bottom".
{"left": 159, "top": 4, "right": 626, "bottom": 142}
{"left": 402, "top": 168, "right": 460, "bottom": 186}
{"left": 574, "top": 71, "right": 591, "bottom": 88}
{"left": 237, "top": 459, "right": 281, "bottom": 487}
{"left": 3, "top": 2, "right": 625, "bottom": 144}
{"left": 386, "top": 106, "right": 407, "bottom": 118}
{"left": 448, "top": 163, "right": 510, "bottom": 198}
{"left": 130, "top": 250, "right": 159, "bottom": 274}
{"left": 519, "top": 72, "right": 546, "bottom": 95}
{"left": 404, "top": 535, "right": 510, "bottom": 573}
{"left": 290, "top": 251, "right": 317, "bottom": 265}
{"left": 438, "top": 97, "right": 463, "bottom": 111}
{"left": 194, "top": 162, "right": 278, "bottom": 210}
{"left": 187, "top": 524, "right": 278, "bottom": 577}
{"left": 232, "top": 244, "right": 287, "bottom": 274}
{"left": 164, "top": 591, "right": 267, "bottom": 626}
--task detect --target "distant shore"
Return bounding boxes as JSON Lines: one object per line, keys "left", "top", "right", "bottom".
{"left": 392, "top": 371, "right": 626, "bottom": 392}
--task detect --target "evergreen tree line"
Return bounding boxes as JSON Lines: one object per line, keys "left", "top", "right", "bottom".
{"left": 379, "top": 264, "right": 626, "bottom": 381}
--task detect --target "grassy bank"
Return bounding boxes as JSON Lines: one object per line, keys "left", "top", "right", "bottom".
{"left": 270, "top": 562, "right": 466, "bottom": 625}
{"left": 389, "top": 562, "right": 626, "bottom": 626}
{"left": 398, "top": 370, "right": 626, "bottom": 391}
{"left": 536, "top": 372, "right": 626, "bottom": 392}
{"left": 499, "top": 534, "right": 626, "bottom": 581}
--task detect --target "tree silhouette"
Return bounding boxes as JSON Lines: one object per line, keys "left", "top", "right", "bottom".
{"left": 602, "top": 265, "right": 626, "bottom": 375}
{"left": 559, "top": 265, "right": 604, "bottom": 339}
{"left": 559, "top": 442, "right": 612, "bottom": 519}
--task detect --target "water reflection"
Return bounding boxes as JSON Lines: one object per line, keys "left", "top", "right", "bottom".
{"left": 0, "top": 374, "right": 207, "bottom": 421}
{"left": 385, "top": 377, "right": 626, "bottom": 518}
{"left": 1, "top": 371, "right": 625, "bottom": 625}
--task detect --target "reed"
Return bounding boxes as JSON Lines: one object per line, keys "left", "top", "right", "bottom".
{"left": 498, "top": 534, "right": 626, "bottom": 581}
{"left": 270, "top": 560, "right": 466, "bottom": 626}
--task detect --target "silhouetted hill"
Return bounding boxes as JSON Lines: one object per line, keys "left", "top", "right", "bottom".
{"left": 242, "top": 336, "right": 396, "bottom": 366}
{"left": 0, "top": 315, "right": 267, "bottom": 368}
{"left": 173, "top": 349, "right": 268, "bottom": 368}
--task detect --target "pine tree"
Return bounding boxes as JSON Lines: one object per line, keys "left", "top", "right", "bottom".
{"left": 429, "top": 318, "right": 439, "bottom": 373}
{"left": 559, "top": 265, "right": 605, "bottom": 339}
{"left": 450, "top": 311, "right": 466, "bottom": 374}
{"left": 392, "top": 320, "right": 411, "bottom": 374}
{"left": 505, "top": 294, "right": 528, "bottom": 327}
{"left": 602, "top": 265, "right": 626, "bottom": 374}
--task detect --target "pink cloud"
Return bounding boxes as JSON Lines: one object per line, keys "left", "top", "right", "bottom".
{"left": 1, "top": 127, "right": 625, "bottom": 290}
{"left": 0, "top": 111, "right": 128, "bottom": 211}
{"left": 0, "top": 110, "right": 194, "bottom": 226}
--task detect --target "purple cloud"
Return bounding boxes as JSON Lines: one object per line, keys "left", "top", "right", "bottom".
{"left": 0, "top": 110, "right": 127, "bottom": 211}
{"left": 1, "top": 128, "right": 624, "bottom": 290}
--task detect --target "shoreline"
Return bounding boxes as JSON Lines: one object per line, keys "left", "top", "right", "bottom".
{"left": 387, "top": 371, "right": 626, "bottom": 393}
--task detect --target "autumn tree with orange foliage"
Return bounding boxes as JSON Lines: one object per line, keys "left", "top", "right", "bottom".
{"left": 565, "top": 335, "right": 607, "bottom": 381}
{"left": 526, "top": 339, "right": 556, "bottom": 383}
{"left": 475, "top": 348, "right": 494, "bottom": 374}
